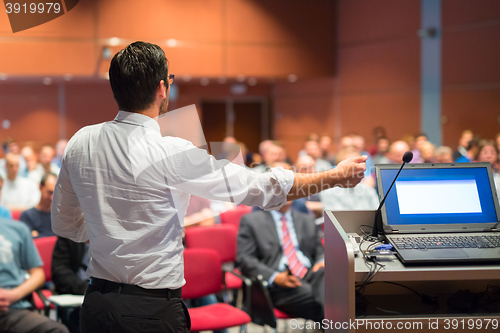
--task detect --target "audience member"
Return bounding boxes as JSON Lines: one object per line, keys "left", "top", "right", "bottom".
{"left": 183, "top": 195, "right": 216, "bottom": 229}
{"left": 410, "top": 133, "right": 427, "bottom": 163}
{"left": 434, "top": 146, "right": 454, "bottom": 163}
{"left": 237, "top": 200, "right": 325, "bottom": 322}
{"left": 476, "top": 140, "right": 499, "bottom": 170}
{"left": 367, "top": 126, "right": 387, "bottom": 156}
{"left": 475, "top": 140, "right": 500, "bottom": 202}
{"left": 52, "top": 139, "right": 68, "bottom": 169}
{"left": 0, "top": 218, "right": 69, "bottom": 333}
{"left": 25, "top": 145, "right": 60, "bottom": 185}
{"left": 0, "top": 176, "right": 12, "bottom": 219}
{"left": 351, "top": 134, "right": 375, "bottom": 186}
{"left": 420, "top": 141, "right": 435, "bottom": 163}
{"left": 304, "top": 139, "right": 332, "bottom": 171}
{"left": 252, "top": 162, "right": 310, "bottom": 215}
{"left": 318, "top": 134, "right": 335, "bottom": 165}
{"left": 455, "top": 137, "right": 480, "bottom": 163}
{"left": 39, "top": 144, "right": 60, "bottom": 175}
{"left": 0, "top": 139, "right": 27, "bottom": 178}
{"left": 20, "top": 174, "right": 57, "bottom": 238}
{"left": 453, "top": 130, "right": 473, "bottom": 162}
{"left": 52, "top": 236, "right": 89, "bottom": 333}
{"left": 253, "top": 140, "right": 274, "bottom": 168}
{"left": 20, "top": 146, "right": 40, "bottom": 184}
{"left": 371, "top": 137, "right": 390, "bottom": 165}
{"left": 378, "top": 140, "right": 411, "bottom": 164}
{"left": 319, "top": 147, "right": 379, "bottom": 211}
{"left": 0, "top": 153, "right": 40, "bottom": 211}
{"left": 496, "top": 133, "right": 500, "bottom": 156}
{"left": 252, "top": 143, "right": 284, "bottom": 173}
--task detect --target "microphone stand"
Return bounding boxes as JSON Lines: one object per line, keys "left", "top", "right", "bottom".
{"left": 371, "top": 161, "right": 409, "bottom": 238}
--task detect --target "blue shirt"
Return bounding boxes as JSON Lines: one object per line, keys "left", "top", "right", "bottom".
{"left": 0, "top": 206, "right": 11, "bottom": 220}
{"left": 0, "top": 218, "right": 43, "bottom": 309}
{"left": 20, "top": 208, "right": 55, "bottom": 238}
{"left": 268, "top": 210, "right": 312, "bottom": 285}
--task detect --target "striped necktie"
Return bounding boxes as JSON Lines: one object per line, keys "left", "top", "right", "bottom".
{"left": 281, "top": 215, "right": 307, "bottom": 278}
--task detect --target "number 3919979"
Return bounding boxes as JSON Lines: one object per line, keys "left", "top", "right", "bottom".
{"left": 5, "top": 3, "right": 61, "bottom": 14}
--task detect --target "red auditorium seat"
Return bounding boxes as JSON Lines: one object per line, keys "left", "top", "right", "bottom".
{"left": 183, "top": 248, "right": 251, "bottom": 332}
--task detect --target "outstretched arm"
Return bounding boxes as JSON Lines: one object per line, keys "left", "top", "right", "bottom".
{"left": 287, "top": 155, "right": 367, "bottom": 201}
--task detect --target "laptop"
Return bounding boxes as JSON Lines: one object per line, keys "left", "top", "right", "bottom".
{"left": 375, "top": 162, "right": 500, "bottom": 265}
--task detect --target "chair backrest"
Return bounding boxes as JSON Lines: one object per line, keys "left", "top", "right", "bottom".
{"left": 182, "top": 248, "right": 222, "bottom": 300}
{"left": 219, "top": 205, "right": 251, "bottom": 230}
{"left": 33, "top": 236, "right": 57, "bottom": 282}
{"left": 184, "top": 224, "right": 238, "bottom": 263}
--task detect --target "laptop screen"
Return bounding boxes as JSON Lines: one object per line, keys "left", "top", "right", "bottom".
{"left": 376, "top": 163, "right": 499, "bottom": 231}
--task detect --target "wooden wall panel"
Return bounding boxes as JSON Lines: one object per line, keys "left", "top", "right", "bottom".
{"left": 64, "top": 81, "right": 117, "bottom": 137}
{"left": 442, "top": 0, "right": 500, "bottom": 27}
{"left": 273, "top": 78, "right": 336, "bottom": 160}
{"left": 338, "top": 0, "right": 420, "bottom": 44}
{"left": 442, "top": 25, "right": 500, "bottom": 85}
{"left": 0, "top": 42, "right": 96, "bottom": 75}
{"left": 339, "top": 92, "right": 421, "bottom": 145}
{"left": 442, "top": 89, "right": 500, "bottom": 147}
{"left": 0, "top": 0, "right": 335, "bottom": 77}
{"left": 0, "top": 83, "right": 59, "bottom": 147}
{"left": 226, "top": 45, "right": 334, "bottom": 77}
{"left": 98, "top": 0, "right": 223, "bottom": 42}
{"left": 339, "top": 38, "right": 420, "bottom": 92}
{"left": 226, "top": 0, "right": 335, "bottom": 46}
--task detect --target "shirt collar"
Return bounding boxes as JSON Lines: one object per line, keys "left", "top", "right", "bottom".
{"left": 114, "top": 111, "right": 161, "bottom": 133}
{"left": 270, "top": 209, "right": 292, "bottom": 222}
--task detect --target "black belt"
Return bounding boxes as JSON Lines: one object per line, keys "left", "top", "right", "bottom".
{"left": 89, "top": 277, "right": 182, "bottom": 300}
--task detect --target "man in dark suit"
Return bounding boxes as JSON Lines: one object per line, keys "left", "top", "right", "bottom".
{"left": 237, "top": 201, "right": 324, "bottom": 322}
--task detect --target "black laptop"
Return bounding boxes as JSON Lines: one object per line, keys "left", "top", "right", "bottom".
{"left": 375, "top": 162, "right": 500, "bottom": 265}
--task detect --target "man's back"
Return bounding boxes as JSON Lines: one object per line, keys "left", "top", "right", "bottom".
{"left": 54, "top": 112, "right": 192, "bottom": 289}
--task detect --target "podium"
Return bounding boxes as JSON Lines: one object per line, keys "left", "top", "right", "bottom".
{"left": 324, "top": 210, "right": 500, "bottom": 333}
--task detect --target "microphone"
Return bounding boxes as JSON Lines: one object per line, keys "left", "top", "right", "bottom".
{"left": 371, "top": 151, "right": 413, "bottom": 237}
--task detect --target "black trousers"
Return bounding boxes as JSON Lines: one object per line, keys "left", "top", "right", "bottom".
{"left": 80, "top": 281, "right": 190, "bottom": 333}
{"left": 268, "top": 268, "right": 325, "bottom": 322}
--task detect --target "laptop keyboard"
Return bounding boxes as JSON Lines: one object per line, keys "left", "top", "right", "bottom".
{"left": 391, "top": 235, "right": 500, "bottom": 250}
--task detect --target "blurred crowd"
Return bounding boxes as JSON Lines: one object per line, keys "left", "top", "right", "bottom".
{"left": 2, "top": 128, "right": 500, "bottom": 234}
{"left": 221, "top": 127, "right": 500, "bottom": 214}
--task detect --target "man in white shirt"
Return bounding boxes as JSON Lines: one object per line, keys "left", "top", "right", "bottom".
{"left": 0, "top": 153, "right": 40, "bottom": 212}
{"left": 51, "top": 41, "right": 367, "bottom": 333}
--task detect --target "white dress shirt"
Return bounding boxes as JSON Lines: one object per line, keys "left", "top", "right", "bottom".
{"left": 52, "top": 111, "right": 294, "bottom": 289}
{"left": 0, "top": 176, "right": 40, "bottom": 210}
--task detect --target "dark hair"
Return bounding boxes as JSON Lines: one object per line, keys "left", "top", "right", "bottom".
{"left": 40, "top": 173, "right": 58, "bottom": 187}
{"left": 109, "top": 41, "right": 169, "bottom": 112}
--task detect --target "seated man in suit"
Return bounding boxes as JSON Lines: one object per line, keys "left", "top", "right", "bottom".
{"left": 236, "top": 176, "right": 325, "bottom": 322}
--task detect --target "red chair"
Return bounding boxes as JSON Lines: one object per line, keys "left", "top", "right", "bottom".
{"left": 183, "top": 248, "right": 251, "bottom": 332}
{"left": 184, "top": 225, "right": 251, "bottom": 310}
{"left": 219, "top": 205, "right": 252, "bottom": 230}
{"left": 32, "top": 236, "right": 57, "bottom": 316}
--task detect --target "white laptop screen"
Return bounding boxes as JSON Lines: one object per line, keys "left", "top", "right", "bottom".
{"left": 378, "top": 164, "right": 498, "bottom": 226}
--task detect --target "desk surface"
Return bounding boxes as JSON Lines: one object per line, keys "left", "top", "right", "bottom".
{"left": 353, "top": 250, "right": 500, "bottom": 281}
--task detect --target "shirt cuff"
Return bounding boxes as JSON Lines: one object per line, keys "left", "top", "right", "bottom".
{"left": 268, "top": 272, "right": 280, "bottom": 286}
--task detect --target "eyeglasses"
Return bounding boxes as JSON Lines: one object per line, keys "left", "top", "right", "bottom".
{"left": 168, "top": 74, "right": 175, "bottom": 85}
